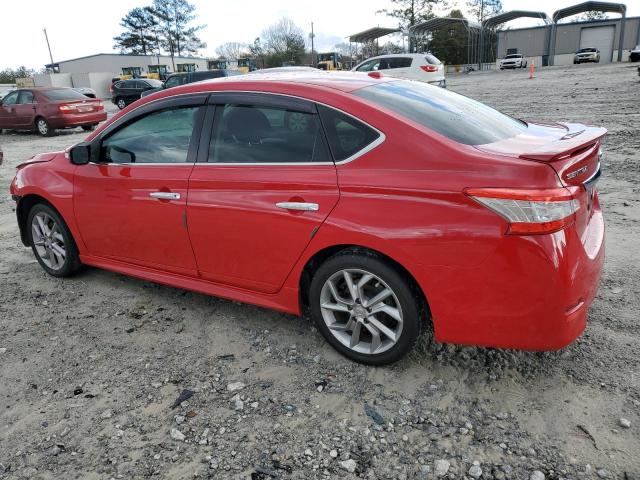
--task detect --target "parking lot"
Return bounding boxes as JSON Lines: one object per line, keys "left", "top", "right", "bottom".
{"left": 0, "top": 62, "right": 639, "bottom": 479}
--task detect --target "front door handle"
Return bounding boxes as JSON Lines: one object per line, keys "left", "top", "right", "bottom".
{"left": 150, "top": 191, "right": 180, "bottom": 200}
{"left": 276, "top": 202, "right": 319, "bottom": 211}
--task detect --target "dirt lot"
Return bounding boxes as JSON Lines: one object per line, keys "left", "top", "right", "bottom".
{"left": 0, "top": 63, "right": 638, "bottom": 480}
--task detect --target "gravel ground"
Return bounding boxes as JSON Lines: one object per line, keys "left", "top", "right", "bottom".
{"left": 0, "top": 63, "right": 639, "bottom": 480}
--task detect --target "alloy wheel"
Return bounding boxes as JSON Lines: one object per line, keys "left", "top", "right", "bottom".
{"left": 319, "top": 268, "right": 403, "bottom": 355}
{"left": 287, "top": 112, "right": 308, "bottom": 132}
{"left": 117, "top": 99, "right": 126, "bottom": 109}
{"left": 31, "top": 212, "right": 66, "bottom": 271}
{"left": 37, "top": 119, "right": 48, "bottom": 135}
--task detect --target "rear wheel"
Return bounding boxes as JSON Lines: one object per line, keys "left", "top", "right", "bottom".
{"left": 35, "top": 117, "right": 53, "bottom": 137}
{"left": 309, "top": 252, "right": 421, "bottom": 365}
{"left": 27, "top": 203, "right": 81, "bottom": 277}
{"left": 81, "top": 124, "right": 96, "bottom": 132}
{"left": 115, "top": 97, "right": 126, "bottom": 110}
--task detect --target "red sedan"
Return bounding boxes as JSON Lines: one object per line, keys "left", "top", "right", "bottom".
{"left": 9, "top": 72, "right": 605, "bottom": 364}
{"left": 0, "top": 87, "right": 106, "bottom": 136}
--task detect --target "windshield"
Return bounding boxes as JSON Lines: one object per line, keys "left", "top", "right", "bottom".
{"left": 505, "top": 54, "right": 521, "bottom": 59}
{"left": 354, "top": 80, "right": 527, "bottom": 145}
{"left": 43, "top": 89, "right": 93, "bottom": 101}
{"left": 578, "top": 48, "right": 597, "bottom": 53}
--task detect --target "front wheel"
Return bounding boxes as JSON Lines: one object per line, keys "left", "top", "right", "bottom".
{"left": 116, "top": 97, "right": 126, "bottom": 110}
{"left": 27, "top": 203, "right": 82, "bottom": 277}
{"left": 309, "top": 252, "right": 422, "bottom": 365}
{"left": 81, "top": 124, "right": 96, "bottom": 132}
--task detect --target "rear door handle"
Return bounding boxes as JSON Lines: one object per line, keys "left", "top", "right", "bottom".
{"left": 276, "top": 202, "right": 319, "bottom": 211}
{"left": 150, "top": 191, "right": 180, "bottom": 200}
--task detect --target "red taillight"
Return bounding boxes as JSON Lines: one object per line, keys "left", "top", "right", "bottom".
{"left": 466, "top": 187, "right": 581, "bottom": 235}
{"left": 420, "top": 65, "right": 439, "bottom": 73}
{"left": 58, "top": 104, "right": 75, "bottom": 114}
{"left": 95, "top": 101, "right": 104, "bottom": 111}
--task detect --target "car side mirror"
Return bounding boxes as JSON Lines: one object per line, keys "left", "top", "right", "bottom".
{"left": 69, "top": 142, "right": 91, "bottom": 165}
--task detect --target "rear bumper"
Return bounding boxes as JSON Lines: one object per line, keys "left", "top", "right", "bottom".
{"left": 421, "top": 203, "right": 605, "bottom": 351}
{"left": 47, "top": 111, "right": 107, "bottom": 128}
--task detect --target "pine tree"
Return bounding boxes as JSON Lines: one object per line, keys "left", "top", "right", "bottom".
{"left": 113, "top": 7, "right": 158, "bottom": 55}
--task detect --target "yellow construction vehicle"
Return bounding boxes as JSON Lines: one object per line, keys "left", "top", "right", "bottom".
{"left": 237, "top": 58, "right": 256, "bottom": 73}
{"left": 147, "top": 64, "right": 169, "bottom": 80}
{"left": 317, "top": 52, "right": 343, "bottom": 70}
{"left": 119, "top": 66, "right": 144, "bottom": 80}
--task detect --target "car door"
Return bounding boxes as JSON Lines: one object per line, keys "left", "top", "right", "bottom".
{"left": 15, "top": 90, "right": 37, "bottom": 127}
{"left": 186, "top": 93, "right": 339, "bottom": 294}
{"left": 0, "top": 91, "right": 20, "bottom": 128}
{"left": 73, "top": 95, "right": 207, "bottom": 276}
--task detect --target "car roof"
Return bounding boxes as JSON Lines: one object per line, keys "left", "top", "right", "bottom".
{"left": 360, "top": 53, "right": 429, "bottom": 60}
{"left": 188, "top": 71, "right": 398, "bottom": 93}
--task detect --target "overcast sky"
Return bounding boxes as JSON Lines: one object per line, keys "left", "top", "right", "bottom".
{"left": 1, "top": 0, "right": 638, "bottom": 70}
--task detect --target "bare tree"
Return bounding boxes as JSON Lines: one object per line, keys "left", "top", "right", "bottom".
{"left": 215, "top": 42, "right": 249, "bottom": 61}
{"left": 580, "top": 11, "right": 608, "bottom": 21}
{"left": 261, "top": 18, "right": 307, "bottom": 67}
{"left": 466, "top": 0, "right": 502, "bottom": 23}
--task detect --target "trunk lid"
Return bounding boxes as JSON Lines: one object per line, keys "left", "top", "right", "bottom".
{"left": 476, "top": 121, "right": 606, "bottom": 239}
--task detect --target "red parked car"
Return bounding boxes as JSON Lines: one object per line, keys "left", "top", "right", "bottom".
{"left": 9, "top": 72, "right": 605, "bottom": 364}
{"left": 0, "top": 87, "right": 106, "bottom": 136}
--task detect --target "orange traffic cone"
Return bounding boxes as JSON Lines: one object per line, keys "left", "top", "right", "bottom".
{"left": 529, "top": 61, "right": 535, "bottom": 79}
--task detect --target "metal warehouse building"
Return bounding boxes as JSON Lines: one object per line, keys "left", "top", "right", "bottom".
{"left": 46, "top": 53, "right": 208, "bottom": 76}
{"left": 497, "top": 16, "right": 640, "bottom": 66}
{"left": 39, "top": 53, "right": 209, "bottom": 99}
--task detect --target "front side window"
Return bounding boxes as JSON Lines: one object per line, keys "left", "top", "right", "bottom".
{"left": 2, "top": 91, "right": 19, "bottom": 105}
{"left": 209, "top": 104, "right": 330, "bottom": 164}
{"left": 354, "top": 80, "right": 526, "bottom": 145}
{"left": 317, "top": 105, "right": 380, "bottom": 162}
{"left": 101, "top": 107, "right": 200, "bottom": 164}
{"left": 355, "top": 59, "right": 381, "bottom": 72}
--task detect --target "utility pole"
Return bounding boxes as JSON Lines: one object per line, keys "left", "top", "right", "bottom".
{"left": 43, "top": 28, "right": 55, "bottom": 72}
{"left": 310, "top": 22, "right": 315, "bottom": 67}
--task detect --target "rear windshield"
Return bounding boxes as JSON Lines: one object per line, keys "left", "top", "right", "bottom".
{"left": 424, "top": 54, "right": 441, "bottom": 65}
{"left": 42, "top": 89, "right": 91, "bottom": 101}
{"left": 354, "top": 80, "right": 526, "bottom": 145}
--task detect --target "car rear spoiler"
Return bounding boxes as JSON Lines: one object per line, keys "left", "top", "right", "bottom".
{"left": 518, "top": 123, "right": 607, "bottom": 162}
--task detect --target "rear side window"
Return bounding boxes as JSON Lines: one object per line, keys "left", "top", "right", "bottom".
{"left": 42, "top": 89, "right": 91, "bottom": 101}
{"left": 386, "top": 57, "right": 413, "bottom": 69}
{"left": 354, "top": 80, "right": 526, "bottom": 145}
{"left": 209, "top": 104, "right": 331, "bottom": 163}
{"left": 318, "top": 105, "right": 380, "bottom": 162}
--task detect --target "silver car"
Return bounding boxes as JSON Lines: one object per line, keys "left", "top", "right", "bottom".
{"left": 574, "top": 48, "right": 600, "bottom": 64}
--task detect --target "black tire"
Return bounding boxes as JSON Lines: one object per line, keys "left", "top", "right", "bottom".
{"left": 81, "top": 124, "right": 96, "bottom": 132}
{"left": 115, "top": 97, "right": 126, "bottom": 110}
{"left": 309, "top": 251, "right": 422, "bottom": 365}
{"left": 27, "top": 203, "right": 82, "bottom": 277}
{"left": 35, "top": 117, "right": 54, "bottom": 137}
